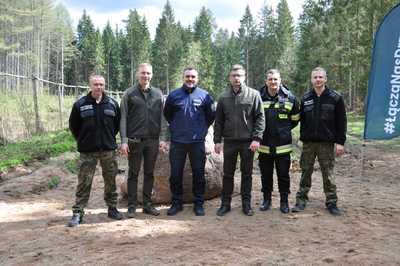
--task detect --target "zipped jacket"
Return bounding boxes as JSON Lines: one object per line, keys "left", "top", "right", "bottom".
{"left": 164, "top": 85, "right": 215, "bottom": 143}
{"left": 120, "top": 84, "right": 165, "bottom": 144}
{"left": 300, "top": 87, "right": 347, "bottom": 145}
{"left": 69, "top": 92, "right": 120, "bottom": 153}
{"left": 214, "top": 85, "right": 265, "bottom": 143}
{"left": 258, "top": 85, "right": 300, "bottom": 155}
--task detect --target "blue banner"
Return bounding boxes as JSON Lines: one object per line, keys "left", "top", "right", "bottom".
{"left": 364, "top": 3, "right": 400, "bottom": 139}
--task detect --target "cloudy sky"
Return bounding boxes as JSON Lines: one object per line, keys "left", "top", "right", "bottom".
{"left": 62, "top": 0, "right": 305, "bottom": 38}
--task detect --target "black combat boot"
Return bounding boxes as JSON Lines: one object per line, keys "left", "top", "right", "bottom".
{"left": 279, "top": 193, "right": 290, "bottom": 214}
{"left": 259, "top": 192, "right": 272, "bottom": 211}
{"left": 126, "top": 206, "right": 136, "bottom": 218}
{"left": 216, "top": 204, "right": 231, "bottom": 216}
{"left": 242, "top": 201, "right": 254, "bottom": 216}
{"left": 326, "top": 203, "right": 342, "bottom": 216}
{"left": 68, "top": 212, "right": 83, "bottom": 227}
{"left": 167, "top": 202, "right": 183, "bottom": 216}
{"left": 193, "top": 204, "right": 205, "bottom": 216}
{"left": 143, "top": 203, "right": 160, "bottom": 216}
{"left": 108, "top": 207, "right": 123, "bottom": 220}
{"left": 291, "top": 202, "right": 306, "bottom": 212}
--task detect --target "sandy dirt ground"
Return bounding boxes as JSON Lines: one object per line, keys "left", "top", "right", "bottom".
{"left": 1, "top": 143, "right": 400, "bottom": 266}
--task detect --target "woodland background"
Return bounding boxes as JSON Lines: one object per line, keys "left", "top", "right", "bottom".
{"left": 0, "top": 0, "right": 399, "bottom": 142}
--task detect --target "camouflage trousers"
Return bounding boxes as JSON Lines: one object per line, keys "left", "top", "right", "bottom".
{"left": 72, "top": 150, "right": 118, "bottom": 214}
{"left": 295, "top": 142, "right": 338, "bottom": 206}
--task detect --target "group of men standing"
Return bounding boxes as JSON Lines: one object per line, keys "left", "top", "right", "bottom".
{"left": 67, "top": 63, "right": 346, "bottom": 227}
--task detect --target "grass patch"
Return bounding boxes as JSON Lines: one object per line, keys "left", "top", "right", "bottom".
{"left": 65, "top": 157, "right": 79, "bottom": 174}
{"left": 0, "top": 129, "right": 76, "bottom": 172}
{"left": 48, "top": 175, "right": 61, "bottom": 189}
{"left": 347, "top": 112, "right": 400, "bottom": 147}
{"left": 1, "top": 91, "right": 77, "bottom": 142}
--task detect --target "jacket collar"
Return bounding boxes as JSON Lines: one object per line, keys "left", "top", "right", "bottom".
{"left": 87, "top": 92, "right": 108, "bottom": 104}
{"left": 311, "top": 85, "right": 329, "bottom": 97}
{"left": 182, "top": 84, "right": 197, "bottom": 94}
{"left": 260, "top": 84, "right": 289, "bottom": 100}
{"left": 230, "top": 84, "right": 246, "bottom": 95}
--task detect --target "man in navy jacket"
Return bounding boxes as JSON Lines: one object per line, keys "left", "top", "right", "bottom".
{"left": 164, "top": 67, "right": 215, "bottom": 216}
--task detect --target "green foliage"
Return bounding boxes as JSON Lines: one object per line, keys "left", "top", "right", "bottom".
{"left": 213, "top": 30, "right": 240, "bottom": 95}
{"left": 0, "top": 130, "right": 76, "bottom": 172}
{"left": 2, "top": 0, "right": 399, "bottom": 115}
{"left": 76, "top": 10, "right": 102, "bottom": 81}
{"left": 48, "top": 175, "right": 61, "bottom": 189}
{"left": 102, "top": 22, "right": 122, "bottom": 91}
{"left": 347, "top": 112, "right": 364, "bottom": 137}
{"left": 193, "top": 7, "right": 216, "bottom": 94}
{"left": 151, "top": 1, "right": 183, "bottom": 93}
{"left": 65, "top": 157, "right": 79, "bottom": 174}
{"left": 125, "top": 9, "right": 151, "bottom": 87}
{"left": 346, "top": 112, "right": 400, "bottom": 147}
{"left": 238, "top": 5, "right": 257, "bottom": 87}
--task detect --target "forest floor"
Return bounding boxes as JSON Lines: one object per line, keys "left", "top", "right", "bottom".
{"left": 1, "top": 142, "right": 400, "bottom": 266}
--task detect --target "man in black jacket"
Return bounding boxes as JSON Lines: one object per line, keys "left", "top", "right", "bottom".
{"left": 214, "top": 64, "right": 265, "bottom": 216}
{"left": 68, "top": 74, "right": 122, "bottom": 227}
{"left": 258, "top": 69, "right": 300, "bottom": 214}
{"left": 292, "top": 67, "right": 347, "bottom": 216}
{"left": 120, "top": 63, "right": 166, "bottom": 218}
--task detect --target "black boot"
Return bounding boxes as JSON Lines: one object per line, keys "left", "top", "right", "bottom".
{"left": 259, "top": 192, "right": 271, "bottom": 211}
{"left": 68, "top": 212, "right": 83, "bottom": 227}
{"left": 326, "top": 203, "right": 342, "bottom": 216}
{"left": 126, "top": 206, "right": 136, "bottom": 218}
{"left": 143, "top": 203, "right": 160, "bottom": 216}
{"left": 216, "top": 204, "right": 231, "bottom": 216}
{"left": 242, "top": 202, "right": 254, "bottom": 216}
{"left": 167, "top": 202, "right": 183, "bottom": 216}
{"left": 193, "top": 204, "right": 205, "bottom": 216}
{"left": 279, "top": 193, "right": 289, "bottom": 214}
{"left": 108, "top": 207, "right": 123, "bottom": 220}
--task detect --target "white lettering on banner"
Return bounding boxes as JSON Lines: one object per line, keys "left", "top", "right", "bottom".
{"left": 384, "top": 35, "right": 400, "bottom": 135}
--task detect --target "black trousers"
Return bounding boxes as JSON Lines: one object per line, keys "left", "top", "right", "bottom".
{"left": 169, "top": 141, "right": 206, "bottom": 205}
{"left": 258, "top": 153, "right": 291, "bottom": 195}
{"left": 221, "top": 140, "right": 255, "bottom": 205}
{"left": 127, "top": 139, "right": 159, "bottom": 207}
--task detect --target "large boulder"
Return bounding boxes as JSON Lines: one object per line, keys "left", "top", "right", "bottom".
{"left": 117, "top": 128, "right": 224, "bottom": 204}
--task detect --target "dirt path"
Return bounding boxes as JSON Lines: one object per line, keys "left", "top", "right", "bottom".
{"left": 1, "top": 145, "right": 400, "bottom": 266}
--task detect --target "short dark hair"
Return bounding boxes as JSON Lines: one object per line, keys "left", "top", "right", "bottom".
{"left": 230, "top": 64, "right": 245, "bottom": 73}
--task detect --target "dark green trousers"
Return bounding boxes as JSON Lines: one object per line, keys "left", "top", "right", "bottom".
{"left": 296, "top": 142, "right": 338, "bottom": 206}
{"left": 72, "top": 150, "right": 118, "bottom": 214}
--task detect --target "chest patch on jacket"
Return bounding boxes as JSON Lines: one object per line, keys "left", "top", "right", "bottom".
{"left": 304, "top": 99, "right": 313, "bottom": 106}
{"left": 193, "top": 99, "right": 202, "bottom": 106}
{"left": 80, "top": 104, "right": 93, "bottom": 111}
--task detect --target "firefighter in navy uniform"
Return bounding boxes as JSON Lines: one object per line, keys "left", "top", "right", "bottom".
{"left": 258, "top": 69, "right": 300, "bottom": 214}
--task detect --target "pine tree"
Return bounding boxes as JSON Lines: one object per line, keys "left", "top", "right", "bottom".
{"left": 238, "top": 5, "right": 257, "bottom": 87}
{"left": 213, "top": 29, "right": 240, "bottom": 94}
{"left": 275, "top": 0, "right": 296, "bottom": 86}
{"left": 125, "top": 9, "right": 151, "bottom": 86}
{"left": 76, "top": 10, "right": 98, "bottom": 83}
{"left": 255, "top": 3, "right": 277, "bottom": 87}
{"left": 102, "top": 22, "right": 122, "bottom": 90}
{"left": 193, "top": 7, "right": 216, "bottom": 94}
{"left": 151, "top": 1, "right": 182, "bottom": 93}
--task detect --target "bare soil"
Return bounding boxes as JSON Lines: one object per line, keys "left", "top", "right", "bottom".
{"left": 1, "top": 144, "right": 400, "bottom": 266}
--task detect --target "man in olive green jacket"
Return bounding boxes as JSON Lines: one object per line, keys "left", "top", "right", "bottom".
{"left": 120, "top": 63, "right": 167, "bottom": 218}
{"left": 214, "top": 64, "right": 265, "bottom": 216}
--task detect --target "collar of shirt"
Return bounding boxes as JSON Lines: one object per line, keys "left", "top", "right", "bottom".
{"left": 182, "top": 84, "right": 197, "bottom": 94}
{"left": 138, "top": 84, "right": 152, "bottom": 92}
{"left": 231, "top": 85, "right": 243, "bottom": 95}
